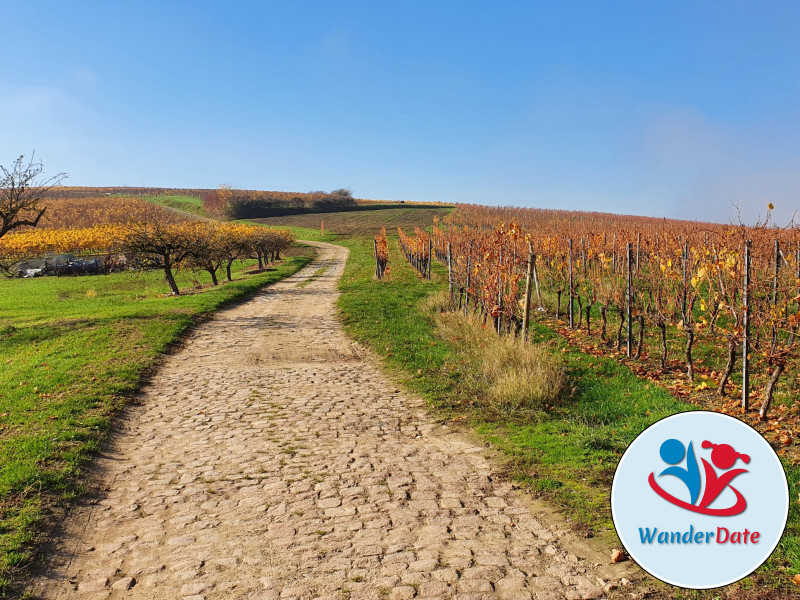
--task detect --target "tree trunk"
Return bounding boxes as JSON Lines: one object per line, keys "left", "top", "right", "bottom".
{"left": 556, "top": 290, "right": 562, "bottom": 320}
{"left": 226, "top": 258, "right": 234, "bottom": 282}
{"left": 163, "top": 256, "right": 180, "bottom": 295}
{"left": 257, "top": 251, "right": 264, "bottom": 270}
{"left": 616, "top": 308, "right": 625, "bottom": 350}
{"left": 719, "top": 336, "right": 737, "bottom": 397}
{"left": 658, "top": 321, "right": 667, "bottom": 371}
{"left": 576, "top": 295, "right": 583, "bottom": 328}
{"left": 685, "top": 327, "right": 694, "bottom": 381}
{"left": 207, "top": 267, "right": 219, "bottom": 286}
{"left": 759, "top": 363, "right": 785, "bottom": 421}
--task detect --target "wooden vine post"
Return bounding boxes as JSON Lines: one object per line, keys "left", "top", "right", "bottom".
{"left": 496, "top": 251, "right": 503, "bottom": 335}
{"left": 373, "top": 238, "right": 380, "bottom": 279}
{"left": 446, "top": 242, "right": 453, "bottom": 294}
{"left": 427, "top": 237, "right": 433, "bottom": 279}
{"left": 771, "top": 239, "right": 780, "bottom": 350}
{"left": 682, "top": 240, "right": 689, "bottom": 320}
{"left": 742, "top": 240, "right": 751, "bottom": 411}
{"left": 533, "top": 253, "right": 542, "bottom": 307}
{"left": 612, "top": 233, "right": 616, "bottom": 271}
{"left": 464, "top": 252, "right": 472, "bottom": 316}
{"left": 568, "top": 238, "right": 574, "bottom": 328}
{"left": 581, "top": 237, "right": 587, "bottom": 277}
{"left": 522, "top": 245, "right": 534, "bottom": 342}
{"left": 626, "top": 242, "right": 633, "bottom": 358}
{"left": 760, "top": 239, "right": 787, "bottom": 421}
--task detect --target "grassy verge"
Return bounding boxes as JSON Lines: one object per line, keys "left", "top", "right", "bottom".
{"left": 0, "top": 249, "right": 313, "bottom": 595}
{"left": 248, "top": 205, "right": 452, "bottom": 236}
{"left": 336, "top": 234, "right": 800, "bottom": 597}
{"left": 240, "top": 222, "right": 340, "bottom": 244}
{"left": 142, "top": 194, "right": 208, "bottom": 217}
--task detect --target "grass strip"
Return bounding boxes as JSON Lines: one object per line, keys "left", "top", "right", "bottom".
{"left": 142, "top": 194, "right": 208, "bottom": 217}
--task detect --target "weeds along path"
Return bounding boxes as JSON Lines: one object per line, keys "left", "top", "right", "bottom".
{"left": 29, "top": 242, "right": 625, "bottom": 600}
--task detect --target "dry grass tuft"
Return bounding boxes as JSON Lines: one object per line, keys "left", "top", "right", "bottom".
{"left": 426, "top": 291, "right": 565, "bottom": 413}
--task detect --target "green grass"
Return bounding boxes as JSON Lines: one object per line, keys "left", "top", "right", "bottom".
{"left": 338, "top": 236, "right": 453, "bottom": 401}
{"left": 249, "top": 205, "right": 452, "bottom": 236}
{"left": 335, "top": 233, "right": 800, "bottom": 597}
{"left": 143, "top": 194, "right": 208, "bottom": 217}
{"left": 0, "top": 250, "right": 313, "bottom": 595}
{"left": 240, "top": 221, "right": 340, "bottom": 244}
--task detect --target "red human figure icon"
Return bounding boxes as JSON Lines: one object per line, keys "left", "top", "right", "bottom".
{"left": 698, "top": 441, "right": 750, "bottom": 511}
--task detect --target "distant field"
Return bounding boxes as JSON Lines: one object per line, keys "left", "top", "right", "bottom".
{"left": 250, "top": 206, "right": 453, "bottom": 236}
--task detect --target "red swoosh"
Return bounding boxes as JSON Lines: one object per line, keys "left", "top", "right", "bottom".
{"left": 648, "top": 472, "right": 747, "bottom": 516}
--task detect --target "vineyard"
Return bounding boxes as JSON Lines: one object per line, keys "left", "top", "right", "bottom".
{"left": 396, "top": 204, "right": 800, "bottom": 431}
{"left": 33, "top": 196, "right": 173, "bottom": 229}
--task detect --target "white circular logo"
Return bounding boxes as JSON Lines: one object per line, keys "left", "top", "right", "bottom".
{"left": 611, "top": 411, "right": 789, "bottom": 589}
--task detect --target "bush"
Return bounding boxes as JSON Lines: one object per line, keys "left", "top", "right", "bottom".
{"left": 482, "top": 334, "right": 565, "bottom": 410}
{"left": 330, "top": 187, "right": 353, "bottom": 198}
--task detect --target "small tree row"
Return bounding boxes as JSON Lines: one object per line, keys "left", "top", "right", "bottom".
{"left": 0, "top": 221, "right": 295, "bottom": 295}
{"left": 120, "top": 221, "right": 294, "bottom": 294}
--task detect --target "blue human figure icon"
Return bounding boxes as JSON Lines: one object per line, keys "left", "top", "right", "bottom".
{"left": 658, "top": 438, "right": 701, "bottom": 505}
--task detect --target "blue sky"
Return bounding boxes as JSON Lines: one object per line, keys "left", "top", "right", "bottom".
{"left": 1, "top": 1, "right": 799, "bottom": 224}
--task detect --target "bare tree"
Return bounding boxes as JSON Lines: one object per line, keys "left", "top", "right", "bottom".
{"left": 122, "top": 219, "right": 195, "bottom": 295}
{"left": 0, "top": 154, "right": 68, "bottom": 240}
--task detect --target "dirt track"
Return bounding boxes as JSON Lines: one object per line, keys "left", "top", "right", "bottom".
{"left": 28, "top": 242, "right": 633, "bottom": 600}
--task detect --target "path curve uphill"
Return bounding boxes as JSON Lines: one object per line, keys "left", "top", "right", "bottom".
{"left": 29, "top": 242, "right": 622, "bottom": 600}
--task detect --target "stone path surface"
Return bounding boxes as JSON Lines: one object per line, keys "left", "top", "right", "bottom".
{"left": 29, "top": 242, "right": 632, "bottom": 600}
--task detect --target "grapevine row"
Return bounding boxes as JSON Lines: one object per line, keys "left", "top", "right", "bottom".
{"left": 397, "top": 227, "right": 432, "bottom": 278}
{"left": 398, "top": 209, "right": 800, "bottom": 421}
{"left": 373, "top": 227, "right": 390, "bottom": 280}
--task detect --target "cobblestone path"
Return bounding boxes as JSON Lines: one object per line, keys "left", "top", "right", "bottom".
{"left": 29, "top": 243, "right": 629, "bottom": 600}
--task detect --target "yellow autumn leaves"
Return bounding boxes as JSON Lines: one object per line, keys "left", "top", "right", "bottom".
{"left": 0, "top": 221, "right": 293, "bottom": 263}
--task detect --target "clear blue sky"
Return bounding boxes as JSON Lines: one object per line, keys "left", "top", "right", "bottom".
{"left": 2, "top": 1, "right": 799, "bottom": 224}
